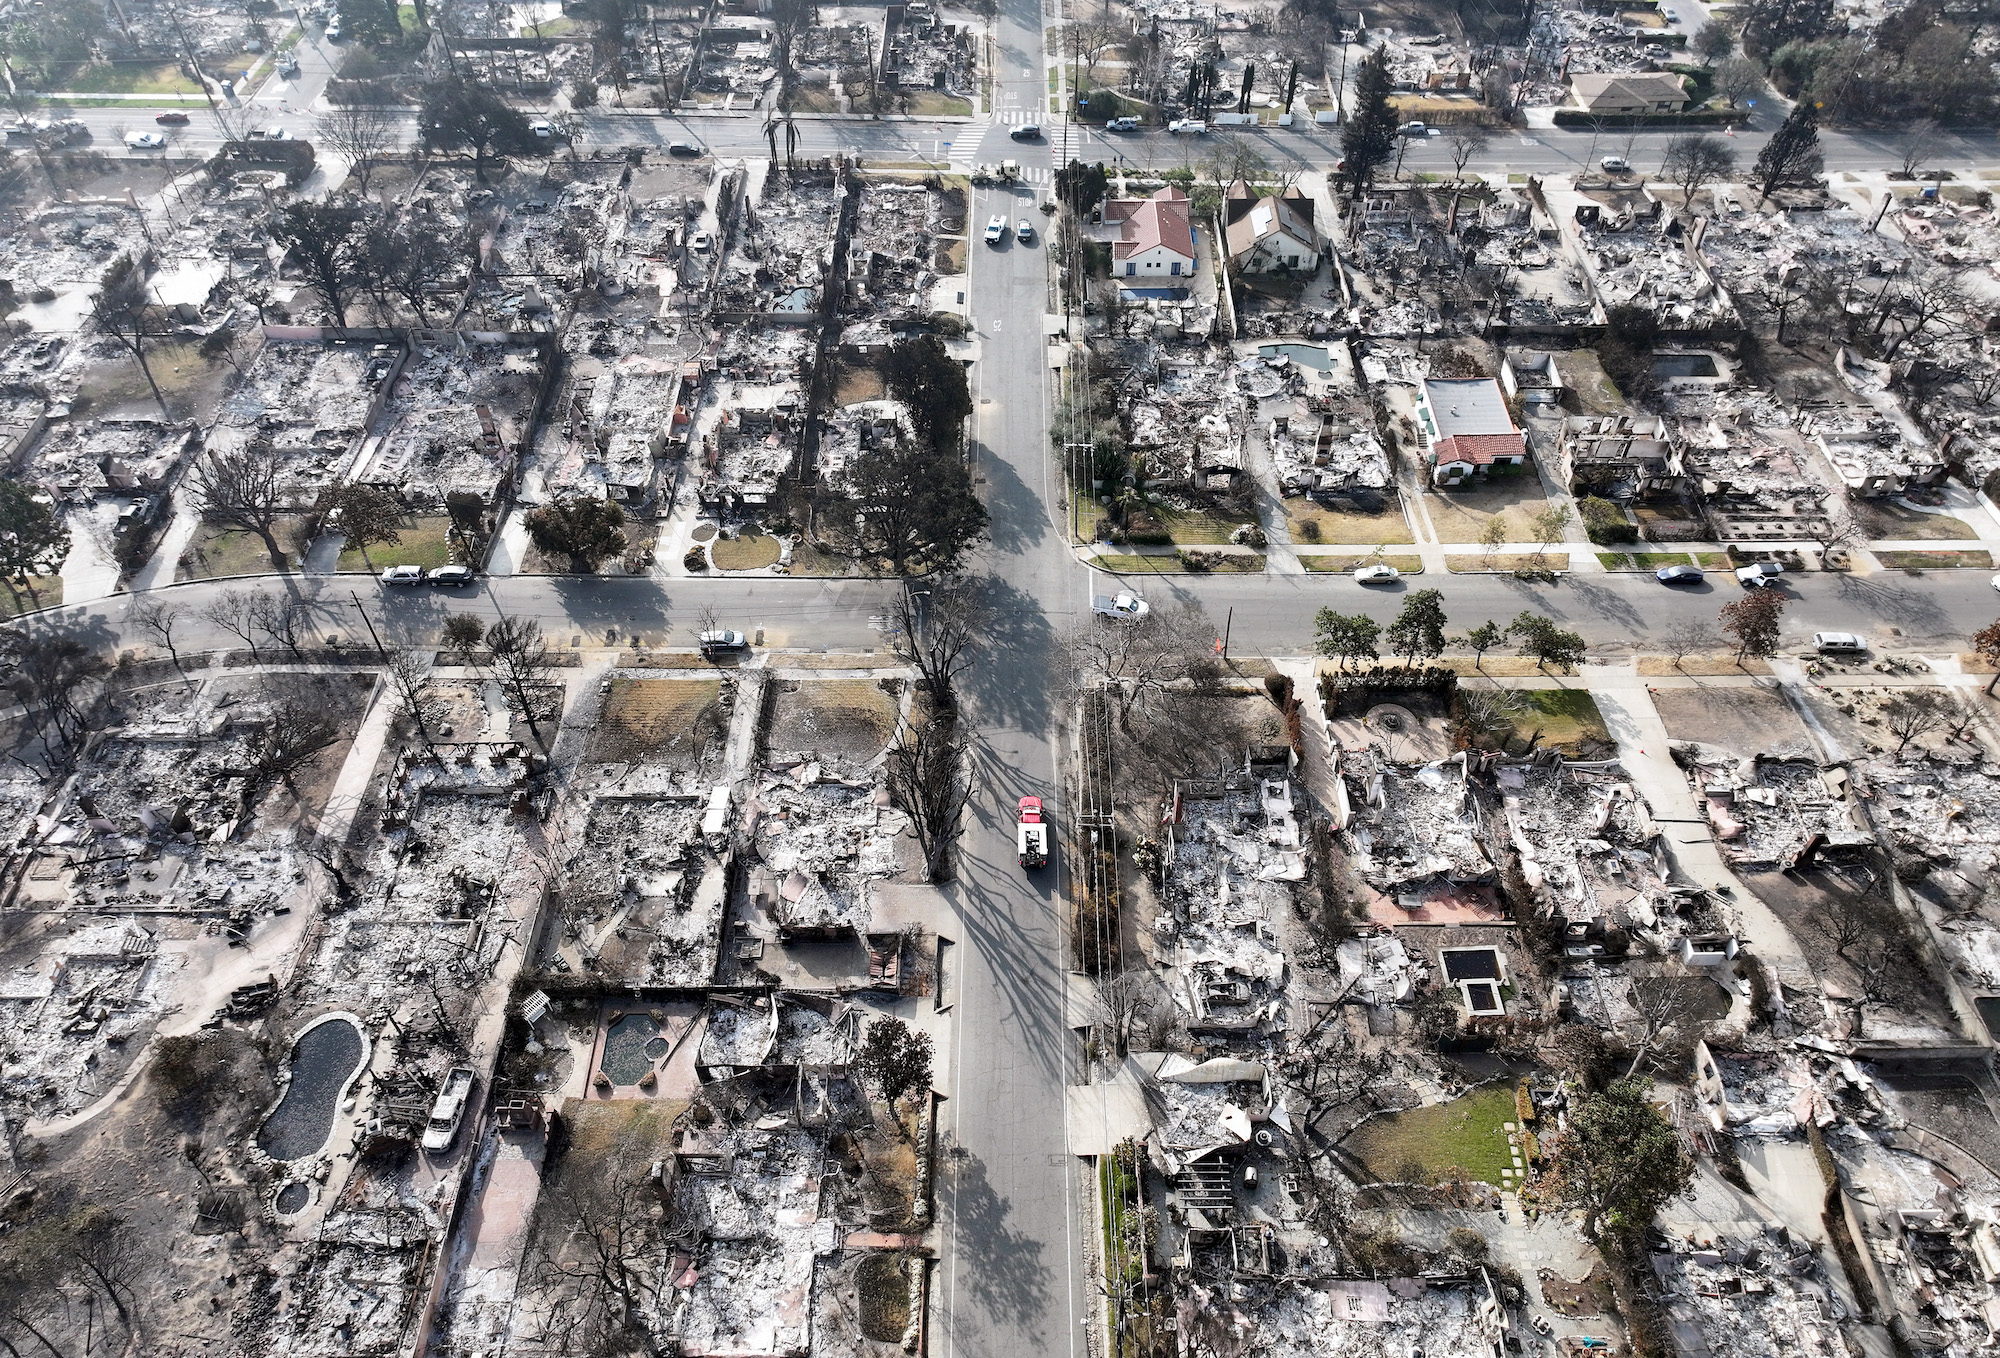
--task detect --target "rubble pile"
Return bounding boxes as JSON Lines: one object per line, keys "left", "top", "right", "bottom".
{"left": 565, "top": 797, "right": 724, "bottom": 985}
{"left": 352, "top": 337, "right": 547, "bottom": 502}
{"left": 692, "top": 325, "right": 810, "bottom": 508}
{"left": 25, "top": 417, "right": 196, "bottom": 500}
{"left": 1180, "top": 1275, "right": 1507, "bottom": 1358}
{"left": 1501, "top": 760, "right": 1667, "bottom": 928}
{"left": 1159, "top": 777, "right": 1303, "bottom": 1030}
{"left": 1342, "top": 753, "right": 1495, "bottom": 893}
{"left": 842, "top": 180, "right": 943, "bottom": 348}
{"left": 1689, "top": 754, "right": 1864, "bottom": 870}
{"left": 206, "top": 341, "right": 383, "bottom": 505}
{"left": 746, "top": 770, "right": 904, "bottom": 937}
{"left": 1125, "top": 347, "right": 1246, "bottom": 486}
{"left": 1576, "top": 224, "right": 1735, "bottom": 329}
{"left": 713, "top": 172, "right": 837, "bottom": 316}
{"left": 1651, "top": 1227, "right": 1846, "bottom": 1358}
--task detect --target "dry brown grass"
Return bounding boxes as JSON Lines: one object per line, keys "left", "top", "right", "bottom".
{"left": 1445, "top": 553, "right": 1570, "bottom": 572}
{"left": 766, "top": 678, "right": 902, "bottom": 759}
{"left": 1636, "top": 656, "right": 1776, "bottom": 677}
{"left": 1288, "top": 500, "right": 1415, "bottom": 546}
{"left": 711, "top": 533, "right": 783, "bottom": 571}
{"left": 595, "top": 678, "right": 725, "bottom": 760}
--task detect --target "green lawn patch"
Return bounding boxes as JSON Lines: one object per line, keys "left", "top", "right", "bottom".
{"left": 180, "top": 518, "right": 309, "bottom": 580}
{"left": 906, "top": 91, "right": 974, "bottom": 117}
{"left": 1876, "top": 549, "right": 1992, "bottom": 570}
{"left": 1597, "top": 551, "right": 1696, "bottom": 571}
{"left": 50, "top": 59, "right": 204, "bottom": 95}
{"left": 1341, "top": 1084, "right": 1519, "bottom": 1187}
{"left": 0, "top": 577, "right": 63, "bottom": 619}
{"left": 1513, "top": 688, "right": 1612, "bottom": 752}
{"left": 1156, "top": 505, "right": 1260, "bottom": 545}
{"left": 337, "top": 515, "right": 456, "bottom": 571}
{"left": 1695, "top": 552, "right": 1731, "bottom": 568}
{"left": 1299, "top": 554, "right": 1425, "bottom": 574}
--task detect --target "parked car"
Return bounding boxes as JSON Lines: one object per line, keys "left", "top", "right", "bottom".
{"left": 246, "top": 126, "right": 289, "bottom": 139}
{"left": 529, "top": 118, "right": 556, "bottom": 138}
{"left": 984, "top": 214, "right": 1008, "bottom": 245}
{"left": 428, "top": 565, "right": 475, "bottom": 586}
{"left": 1168, "top": 118, "right": 1207, "bottom": 134}
{"left": 688, "top": 230, "right": 713, "bottom": 251}
{"left": 324, "top": 15, "right": 343, "bottom": 37}
{"left": 1009, "top": 122, "right": 1041, "bottom": 140}
{"left": 1990, "top": 572, "right": 2000, "bottom": 593}
{"left": 699, "top": 629, "right": 749, "bottom": 656}
{"left": 1600, "top": 155, "right": 1630, "bottom": 173}
{"left": 1015, "top": 218, "right": 1035, "bottom": 243}
{"left": 276, "top": 54, "right": 299, "bottom": 77}
{"left": 421, "top": 1068, "right": 475, "bottom": 1154}
{"left": 1655, "top": 563, "right": 1703, "bottom": 585}
{"left": 1813, "top": 631, "right": 1868, "bottom": 654}
{"left": 1397, "top": 120, "right": 1428, "bottom": 136}
{"left": 1354, "top": 563, "right": 1401, "bottom": 585}
{"left": 125, "top": 130, "right": 167, "bottom": 150}
{"left": 381, "top": 565, "right": 425, "bottom": 586}
{"left": 28, "top": 337, "right": 61, "bottom": 368}
{"left": 1735, "top": 561, "right": 1784, "bottom": 588}
{"left": 1104, "top": 116, "right": 1140, "bottom": 131}
{"left": 1092, "top": 592, "right": 1149, "bottom": 619}
{"left": 667, "top": 141, "right": 704, "bottom": 156}
{"left": 155, "top": 111, "right": 191, "bottom": 125}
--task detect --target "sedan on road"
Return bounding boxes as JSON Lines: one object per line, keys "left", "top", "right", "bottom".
{"left": 1655, "top": 564, "right": 1703, "bottom": 585}
{"left": 428, "top": 565, "right": 475, "bottom": 586}
{"left": 1354, "top": 563, "right": 1401, "bottom": 585}
{"left": 155, "top": 111, "right": 191, "bottom": 125}
{"left": 1105, "top": 116, "right": 1140, "bottom": 131}
{"left": 1015, "top": 218, "right": 1035, "bottom": 243}
{"left": 125, "top": 131, "right": 167, "bottom": 150}
{"left": 1814, "top": 631, "right": 1869, "bottom": 654}
{"left": 984, "top": 214, "right": 1008, "bottom": 245}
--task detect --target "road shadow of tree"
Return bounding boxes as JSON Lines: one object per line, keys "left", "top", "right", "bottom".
{"left": 938, "top": 1134, "right": 1060, "bottom": 1341}
{"left": 1829, "top": 573, "right": 1952, "bottom": 639}
{"left": 938, "top": 850, "right": 1066, "bottom": 1087}
{"left": 973, "top": 438, "right": 1049, "bottom": 559}
{"left": 957, "top": 574, "right": 1056, "bottom": 738}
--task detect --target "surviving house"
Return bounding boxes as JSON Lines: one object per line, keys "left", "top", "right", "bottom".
{"left": 1105, "top": 186, "right": 1198, "bottom": 282}
{"left": 1414, "top": 377, "right": 1529, "bottom": 487}
{"left": 1223, "top": 184, "right": 1319, "bottom": 273}
{"left": 1566, "top": 72, "right": 1689, "bottom": 116}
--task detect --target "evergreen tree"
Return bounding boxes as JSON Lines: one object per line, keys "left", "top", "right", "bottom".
{"left": 1754, "top": 99, "right": 1824, "bottom": 205}
{"left": 1340, "top": 50, "right": 1398, "bottom": 200}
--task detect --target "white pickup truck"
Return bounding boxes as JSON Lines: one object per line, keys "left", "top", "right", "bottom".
{"left": 1092, "top": 592, "right": 1150, "bottom": 619}
{"left": 421, "top": 1067, "right": 476, "bottom": 1153}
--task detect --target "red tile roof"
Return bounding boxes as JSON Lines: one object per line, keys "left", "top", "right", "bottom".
{"left": 1433, "top": 432, "right": 1528, "bottom": 465}
{"left": 1107, "top": 186, "right": 1195, "bottom": 262}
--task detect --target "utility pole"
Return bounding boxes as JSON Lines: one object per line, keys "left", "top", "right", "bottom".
{"left": 348, "top": 590, "right": 391, "bottom": 664}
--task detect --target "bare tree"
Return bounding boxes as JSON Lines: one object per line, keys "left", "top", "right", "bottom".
{"left": 887, "top": 573, "right": 988, "bottom": 709}
{"left": 5, "top": 632, "right": 109, "bottom": 771}
{"left": 1623, "top": 970, "right": 1717, "bottom": 1076}
{"left": 385, "top": 649, "right": 443, "bottom": 755}
{"left": 1060, "top": 602, "right": 1213, "bottom": 733}
{"left": 1096, "top": 970, "right": 1173, "bottom": 1061}
{"left": 129, "top": 596, "right": 192, "bottom": 681}
{"left": 1063, "top": 17, "right": 1123, "bottom": 87}
{"left": 89, "top": 252, "right": 168, "bottom": 415}
{"left": 314, "top": 103, "right": 400, "bottom": 198}
{"left": 883, "top": 712, "right": 971, "bottom": 882}
{"left": 251, "top": 699, "right": 340, "bottom": 795}
{"left": 1660, "top": 133, "right": 1738, "bottom": 215}
{"left": 1662, "top": 619, "right": 1721, "bottom": 667}
{"left": 187, "top": 440, "right": 291, "bottom": 569}
{"left": 1897, "top": 117, "right": 1943, "bottom": 179}
{"left": 1444, "top": 124, "right": 1489, "bottom": 181}
{"left": 1882, "top": 689, "right": 1957, "bottom": 756}
{"left": 485, "top": 615, "right": 557, "bottom": 748}
{"left": 202, "top": 589, "right": 264, "bottom": 658}
{"left": 1711, "top": 56, "right": 1764, "bottom": 107}
{"left": 246, "top": 592, "right": 310, "bottom": 661}
{"left": 525, "top": 1172, "right": 667, "bottom": 1352}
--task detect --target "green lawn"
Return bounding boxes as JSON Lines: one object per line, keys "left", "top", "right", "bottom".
{"left": 337, "top": 515, "right": 456, "bottom": 571}
{"left": 1341, "top": 1084, "right": 1519, "bottom": 1187}
{"left": 1511, "top": 689, "right": 1612, "bottom": 752}
{"left": 905, "top": 91, "right": 974, "bottom": 117}
{"left": 0, "top": 577, "right": 63, "bottom": 619}
{"left": 180, "top": 518, "right": 308, "bottom": 580}
{"left": 1597, "top": 551, "right": 1699, "bottom": 571}
{"left": 51, "top": 60, "right": 204, "bottom": 94}
{"left": 1876, "top": 549, "right": 1992, "bottom": 570}
{"left": 1156, "top": 505, "right": 1260, "bottom": 545}
{"left": 1299, "top": 554, "right": 1425, "bottom": 574}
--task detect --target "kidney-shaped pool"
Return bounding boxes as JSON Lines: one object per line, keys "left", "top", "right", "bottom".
{"left": 257, "top": 1015, "right": 368, "bottom": 1162}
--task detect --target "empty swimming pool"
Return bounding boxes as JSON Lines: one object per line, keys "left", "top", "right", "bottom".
{"left": 1653, "top": 352, "right": 1720, "bottom": 379}
{"left": 599, "top": 1012, "right": 661, "bottom": 1086}
{"left": 257, "top": 1015, "right": 367, "bottom": 1162}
